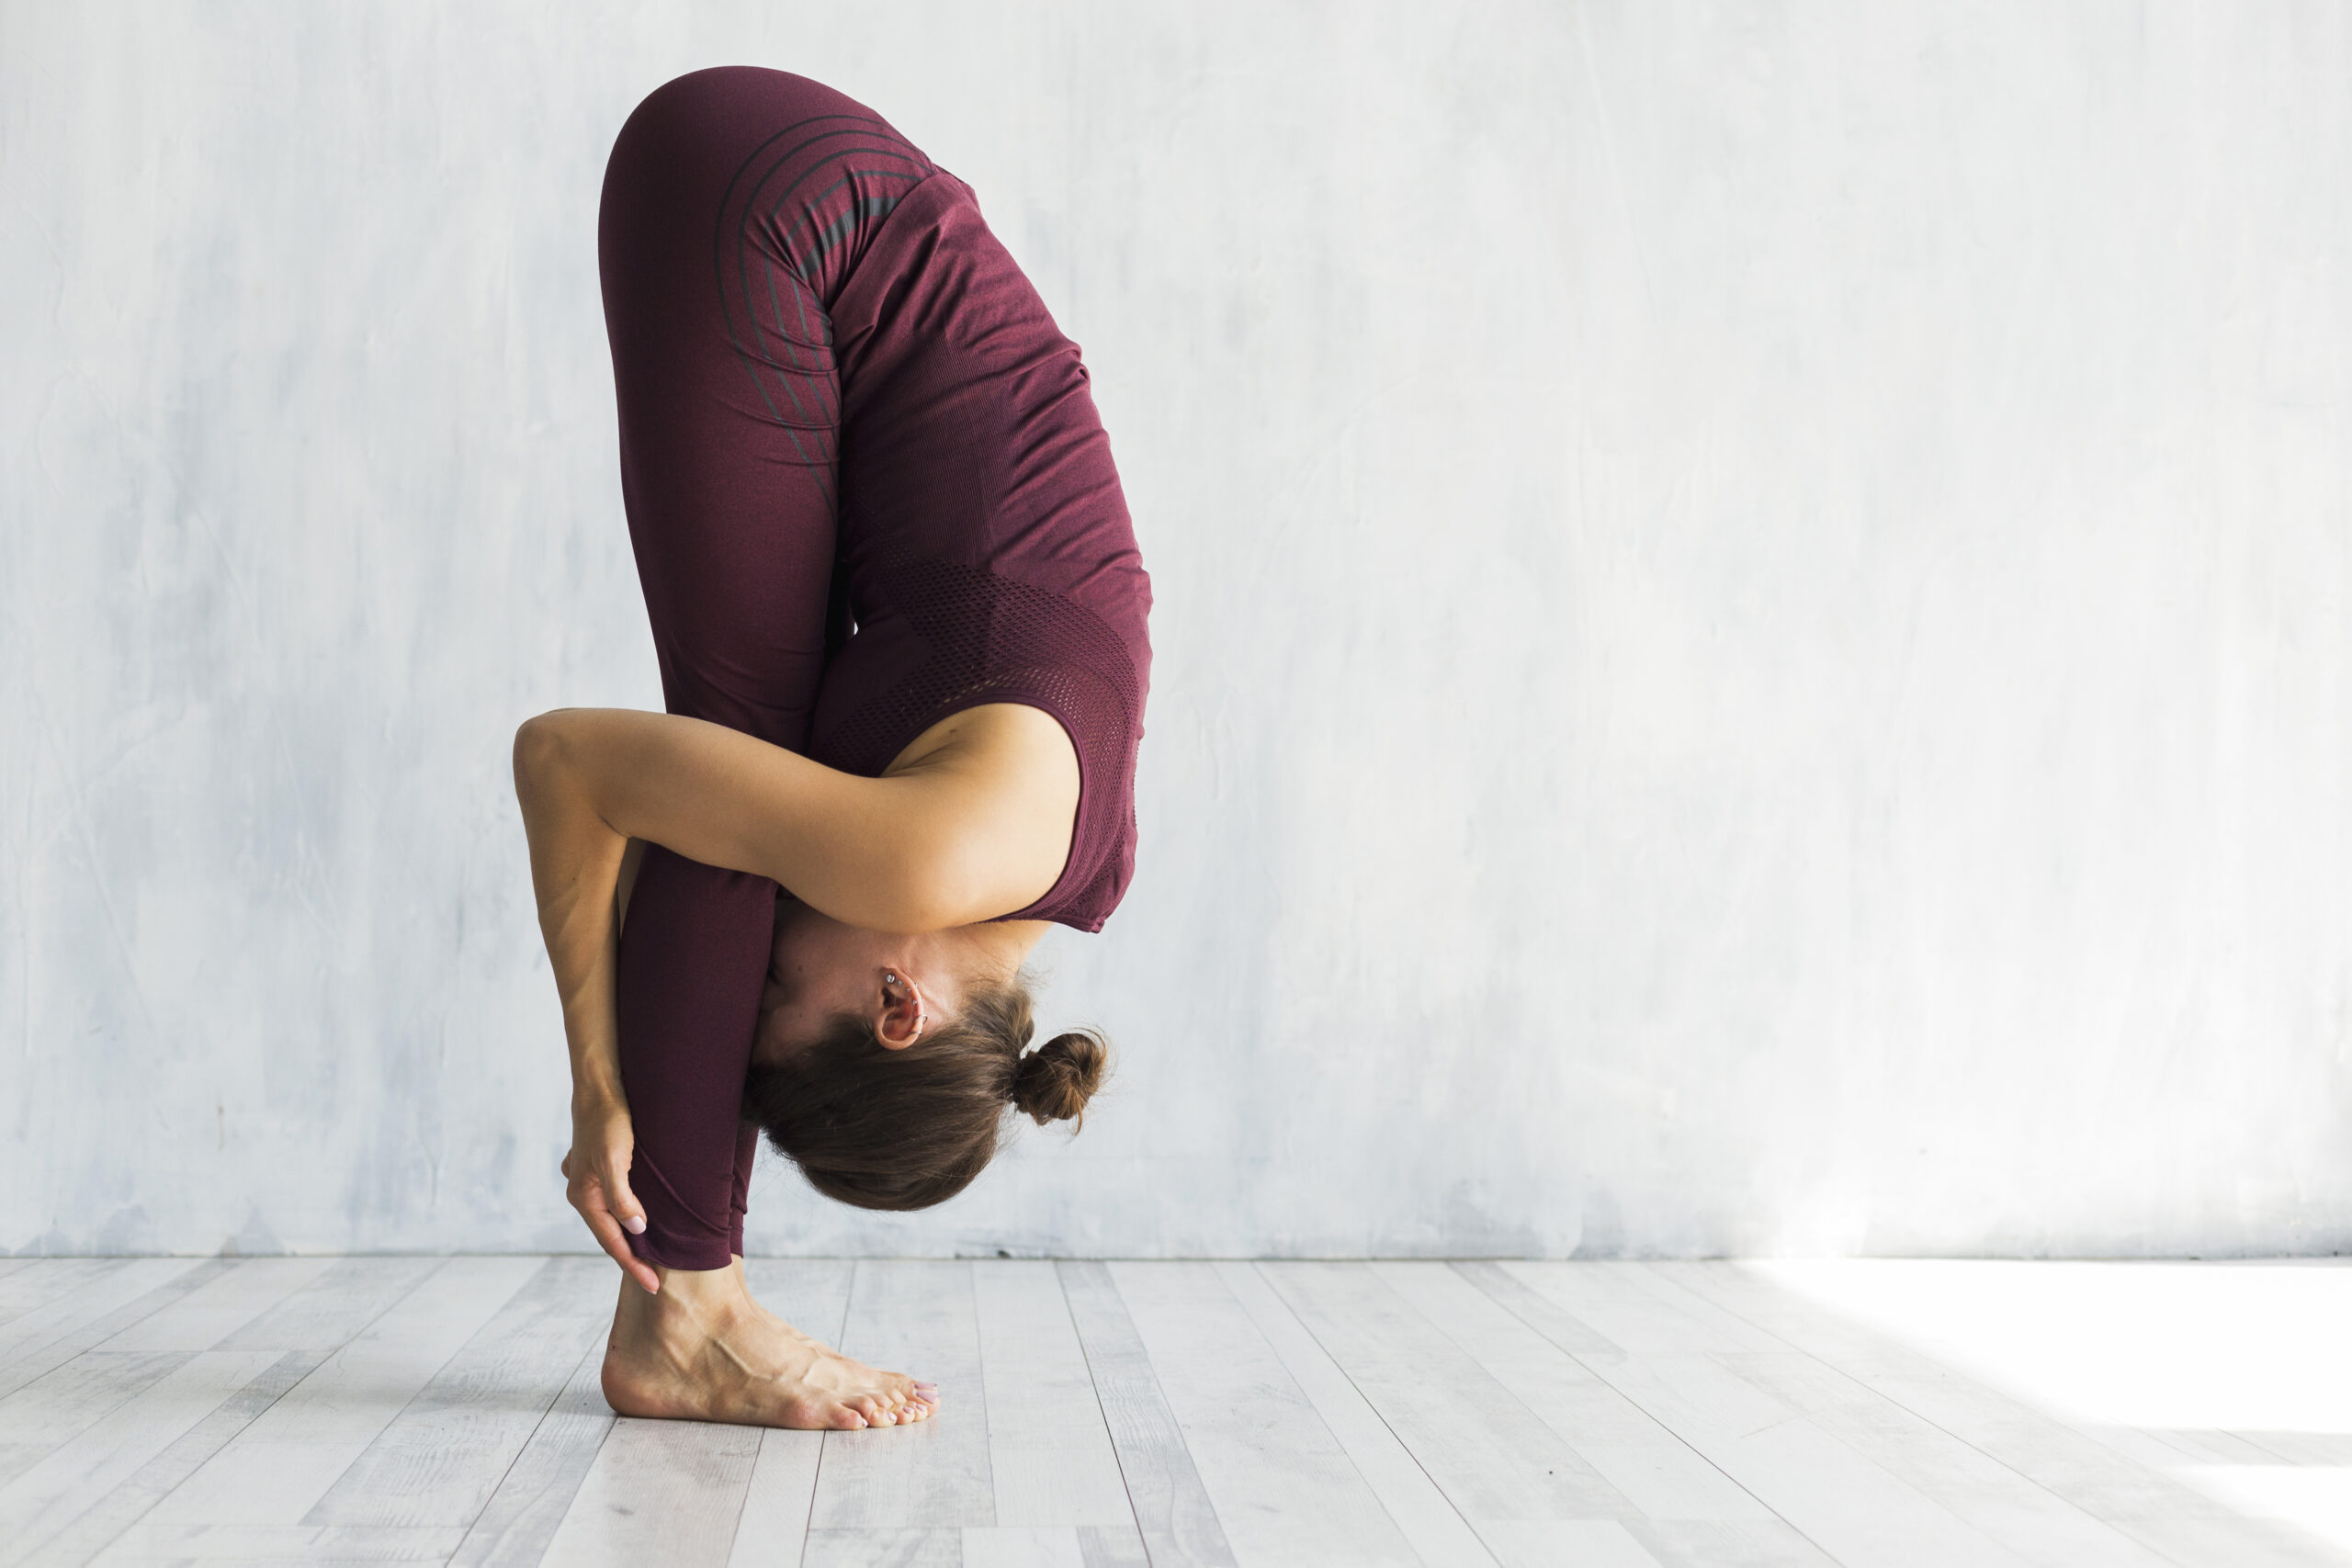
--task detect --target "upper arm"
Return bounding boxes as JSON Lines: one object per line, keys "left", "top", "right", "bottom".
{"left": 533, "top": 707, "right": 1059, "bottom": 933}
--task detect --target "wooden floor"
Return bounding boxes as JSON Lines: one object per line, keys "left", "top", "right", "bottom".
{"left": 0, "top": 1257, "right": 2344, "bottom": 1567}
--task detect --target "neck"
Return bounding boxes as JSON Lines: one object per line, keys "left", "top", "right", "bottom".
{"left": 908, "top": 919, "right": 1050, "bottom": 989}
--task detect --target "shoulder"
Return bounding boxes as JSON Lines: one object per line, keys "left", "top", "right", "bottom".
{"left": 879, "top": 703, "right": 1081, "bottom": 930}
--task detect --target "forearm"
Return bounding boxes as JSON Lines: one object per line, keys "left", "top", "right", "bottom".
{"left": 514, "top": 716, "right": 631, "bottom": 1111}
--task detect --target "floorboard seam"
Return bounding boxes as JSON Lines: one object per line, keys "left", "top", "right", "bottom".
{"left": 1639, "top": 1263, "right": 2240, "bottom": 1552}
{"left": 24, "top": 1346, "right": 329, "bottom": 1568}
{"left": 1452, "top": 1261, "right": 1838, "bottom": 1565}
{"left": 1253, "top": 1261, "right": 1498, "bottom": 1565}
{"left": 1057, "top": 1264, "right": 1156, "bottom": 1560}
{"left": 436, "top": 1265, "right": 581, "bottom": 1551}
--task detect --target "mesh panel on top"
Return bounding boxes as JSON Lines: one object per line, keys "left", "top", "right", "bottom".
{"left": 815, "top": 557, "right": 1142, "bottom": 931}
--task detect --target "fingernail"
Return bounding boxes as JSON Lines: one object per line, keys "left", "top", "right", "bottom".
{"left": 624, "top": 1215, "right": 646, "bottom": 1235}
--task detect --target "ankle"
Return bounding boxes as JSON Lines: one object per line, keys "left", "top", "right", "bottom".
{"left": 619, "top": 1264, "right": 752, "bottom": 1337}
{"left": 656, "top": 1260, "right": 748, "bottom": 1301}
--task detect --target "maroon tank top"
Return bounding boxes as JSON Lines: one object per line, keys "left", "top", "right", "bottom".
{"left": 735, "top": 160, "right": 1151, "bottom": 932}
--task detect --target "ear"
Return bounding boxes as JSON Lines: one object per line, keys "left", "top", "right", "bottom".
{"left": 875, "top": 972, "right": 926, "bottom": 1051}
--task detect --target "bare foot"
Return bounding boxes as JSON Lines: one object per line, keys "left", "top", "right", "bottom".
{"left": 603, "top": 1266, "right": 941, "bottom": 1429}
{"left": 729, "top": 1257, "right": 821, "bottom": 1348}
{"left": 725, "top": 1258, "right": 928, "bottom": 1414}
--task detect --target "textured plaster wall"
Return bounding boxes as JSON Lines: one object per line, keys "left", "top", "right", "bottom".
{"left": 5, "top": 2, "right": 2346, "bottom": 1258}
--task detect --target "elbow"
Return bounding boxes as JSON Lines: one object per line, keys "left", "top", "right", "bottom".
{"left": 511, "top": 711, "right": 575, "bottom": 807}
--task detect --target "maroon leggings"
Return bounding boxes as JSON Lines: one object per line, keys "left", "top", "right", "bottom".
{"left": 597, "top": 70, "right": 936, "bottom": 1269}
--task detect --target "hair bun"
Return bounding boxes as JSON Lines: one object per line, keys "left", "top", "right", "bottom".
{"left": 1011, "top": 1029, "right": 1108, "bottom": 1128}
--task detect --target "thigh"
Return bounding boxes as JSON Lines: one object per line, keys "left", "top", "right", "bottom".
{"left": 600, "top": 69, "right": 861, "bottom": 744}
{"left": 596, "top": 67, "right": 926, "bottom": 1267}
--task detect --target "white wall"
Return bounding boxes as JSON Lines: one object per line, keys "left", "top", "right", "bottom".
{"left": 5, "top": 2, "right": 2346, "bottom": 1259}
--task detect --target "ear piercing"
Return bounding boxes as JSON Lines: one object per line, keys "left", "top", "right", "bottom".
{"left": 885, "top": 971, "right": 927, "bottom": 1041}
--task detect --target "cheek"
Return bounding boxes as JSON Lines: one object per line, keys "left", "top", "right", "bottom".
{"left": 762, "top": 991, "right": 828, "bottom": 1066}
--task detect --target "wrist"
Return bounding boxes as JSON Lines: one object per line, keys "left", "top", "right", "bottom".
{"left": 571, "top": 1078, "right": 626, "bottom": 1121}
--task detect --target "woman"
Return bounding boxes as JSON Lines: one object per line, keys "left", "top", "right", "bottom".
{"left": 514, "top": 67, "right": 1150, "bottom": 1430}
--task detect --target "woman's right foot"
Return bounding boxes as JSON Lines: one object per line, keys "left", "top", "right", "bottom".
{"left": 602, "top": 1268, "right": 939, "bottom": 1429}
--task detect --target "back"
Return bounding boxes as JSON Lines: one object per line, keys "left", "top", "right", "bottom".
{"left": 810, "top": 172, "right": 1153, "bottom": 933}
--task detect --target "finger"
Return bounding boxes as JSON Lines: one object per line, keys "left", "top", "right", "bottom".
{"left": 579, "top": 1199, "right": 637, "bottom": 1275}
{"left": 577, "top": 1179, "right": 662, "bottom": 1294}
{"left": 601, "top": 1143, "right": 649, "bottom": 1237}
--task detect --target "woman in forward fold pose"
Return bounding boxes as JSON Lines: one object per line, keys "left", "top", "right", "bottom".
{"left": 513, "top": 67, "right": 1149, "bottom": 1429}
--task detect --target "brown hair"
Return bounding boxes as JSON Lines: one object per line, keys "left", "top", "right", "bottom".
{"left": 741, "top": 977, "right": 1109, "bottom": 1212}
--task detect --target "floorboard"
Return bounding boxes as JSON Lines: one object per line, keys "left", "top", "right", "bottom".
{"left": 539, "top": 1416, "right": 762, "bottom": 1568}
{"left": 808, "top": 1261, "right": 993, "bottom": 1532}
{"left": 1647, "top": 1263, "right": 2243, "bottom": 1522}
{"left": 21, "top": 1349, "right": 327, "bottom": 1568}
{"left": 1216, "top": 1261, "right": 1496, "bottom": 1568}
{"left": 0, "top": 1262, "right": 220, "bottom": 1402}
{"left": 0, "top": 1351, "right": 282, "bottom": 1566}
{"left": 93, "top": 1259, "right": 338, "bottom": 1356}
{"left": 1059, "top": 1261, "right": 1236, "bottom": 1568}
{"left": 1713, "top": 1349, "right": 2173, "bottom": 1568}
{"left": 726, "top": 1259, "right": 858, "bottom": 1568}
{"left": 1113, "top": 1261, "right": 1417, "bottom": 1567}
{"left": 1622, "top": 1518, "right": 1843, "bottom": 1567}
{"left": 971, "top": 1261, "right": 1133, "bottom": 1530}
{"left": 1261, "top": 1261, "right": 1637, "bottom": 1537}
{"left": 0, "top": 1355, "right": 194, "bottom": 1494}
{"left": 1576, "top": 1348, "right": 2036, "bottom": 1568}
{"left": 307, "top": 1258, "right": 612, "bottom": 1528}
{"left": 139, "top": 1258, "right": 540, "bottom": 1529}
{"left": 1402, "top": 1262, "right": 1773, "bottom": 1522}
{"left": 0, "top": 1263, "right": 132, "bottom": 1334}
{"left": 213, "top": 1258, "right": 447, "bottom": 1354}
{"left": 443, "top": 1343, "right": 611, "bottom": 1568}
